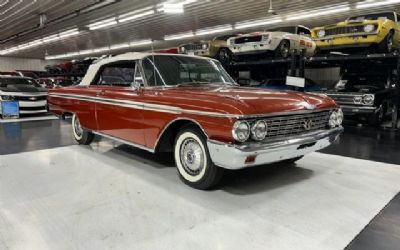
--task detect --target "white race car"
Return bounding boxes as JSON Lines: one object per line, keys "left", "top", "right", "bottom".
{"left": 227, "top": 25, "right": 316, "bottom": 59}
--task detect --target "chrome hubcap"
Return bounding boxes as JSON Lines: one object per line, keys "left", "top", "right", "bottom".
{"left": 281, "top": 44, "right": 289, "bottom": 57}
{"left": 74, "top": 116, "right": 83, "bottom": 137}
{"left": 180, "top": 138, "right": 204, "bottom": 176}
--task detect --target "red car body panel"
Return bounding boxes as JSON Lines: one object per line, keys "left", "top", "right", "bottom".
{"left": 48, "top": 84, "right": 337, "bottom": 150}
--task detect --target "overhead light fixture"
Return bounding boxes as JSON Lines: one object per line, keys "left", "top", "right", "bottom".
{"left": 129, "top": 39, "right": 153, "bottom": 47}
{"left": 195, "top": 24, "right": 233, "bottom": 36}
{"left": 59, "top": 28, "right": 80, "bottom": 38}
{"left": 119, "top": 9, "right": 155, "bottom": 23}
{"left": 159, "top": 3, "right": 184, "bottom": 13}
{"left": 88, "top": 17, "right": 118, "bottom": 30}
{"left": 42, "top": 34, "right": 59, "bottom": 43}
{"left": 356, "top": 0, "right": 400, "bottom": 9}
{"left": 286, "top": 4, "right": 350, "bottom": 21}
{"left": 235, "top": 17, "right": 283, "bottom": 30}
{"left": 164, "top": 31, "right": 194, "bottom": 40}
{"left": 93, "top": 47, "right": 110, "bottom": 53}
{"left": 110, "top": 43, "right": 130, "bottom": 50}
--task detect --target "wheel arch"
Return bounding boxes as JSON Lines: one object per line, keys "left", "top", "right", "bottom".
{"left": 155, "top": 118, "right": 208, "bottom": 153}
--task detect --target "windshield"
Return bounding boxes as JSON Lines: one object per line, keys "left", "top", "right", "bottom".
{"left": 348, "top": 12, "right": 395, "bottom": 22}
{"left": 0, "top": 78, "right": 40, "bottom": 88}
{"left": 142, "top": 55, "right": 236, "bottom": 86}
{"left": 336, "top": 74, "right": 388, "bottom": 91}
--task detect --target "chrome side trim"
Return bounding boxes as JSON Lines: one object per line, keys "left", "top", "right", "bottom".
{"left": 49, "top": 93, "right": 335, "bottom": 119}
{"left": 93, "top": 131, "right": 155, "bottom": 153}
{"left": 313, "top": 31, "right": 379, "bottom": 41}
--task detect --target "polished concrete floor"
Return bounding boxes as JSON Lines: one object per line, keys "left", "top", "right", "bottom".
{"left": 1, "top": 119, "right": 400, "bottom": 250}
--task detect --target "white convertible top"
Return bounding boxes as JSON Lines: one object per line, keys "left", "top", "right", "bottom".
{"left": 80, "top": 52, "right": 201, "bottom": 86}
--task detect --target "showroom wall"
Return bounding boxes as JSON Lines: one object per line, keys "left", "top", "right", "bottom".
{"left": 0, "top": 56, "right": 55, "bottom": 71}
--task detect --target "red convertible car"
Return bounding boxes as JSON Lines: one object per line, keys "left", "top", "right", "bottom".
{"left": 48, "top": 53, "right": 343, "bottom": 189}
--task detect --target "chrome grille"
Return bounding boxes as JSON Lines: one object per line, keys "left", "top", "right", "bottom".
{"left": 327, "top": 94, "right": 360, "bottom": 105}
{"left": 182, "top": 43, "right": 205, "bottom": 51}
{"left": 234, "top": 36, "right": 262, "bottom": 44}
{"left": 261, "top": 110, "right": 331, "bottom": 139}
{"left": 325, "top": 25, "right": 366, "bottom": 36}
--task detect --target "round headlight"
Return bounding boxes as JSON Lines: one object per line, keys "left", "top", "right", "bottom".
{"left": 353, "top": 96, "right": 362, "bottom": 104}
{"left": 363, "top": 94, "right": 374, "bottom": 105}
{"left": 317, "top": 30, "right": 326, "bottom": 38}
{"left": 329, "top": 111, "right": 338, "bottom": 128}
{"left": 364, "top": 24, "right": 375, "bottom": 33}
{"left": 251, "top": 120, "right": 268, "bottom": 141}
{"left": 336, "top": 109, "right": 344, "bottom": 126}
{"left": 202, "top": 43, "right": 208, "bottom": 50}
{"left": 232, "top": 121, "right": 250, "bottom": 142}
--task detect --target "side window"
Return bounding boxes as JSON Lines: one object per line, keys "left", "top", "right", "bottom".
{"left": 142, "top": 58, "right": 165, "bottom": 87}
{"left": 298, "top": 27, "right": 311, "bottom": 37}
{"left": 95, "top": 62, "right": 136, "bottom": 86}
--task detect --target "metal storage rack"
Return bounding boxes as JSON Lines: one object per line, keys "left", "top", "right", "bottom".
{"left": 228, "top": 51, "right": 400, "bottom": 129}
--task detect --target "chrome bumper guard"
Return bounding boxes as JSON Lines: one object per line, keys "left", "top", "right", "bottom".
{"left": 207, "top": 127, "right": 343, "bottom": 170}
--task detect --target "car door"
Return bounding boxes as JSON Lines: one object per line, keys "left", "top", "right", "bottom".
{"left": 93, "top": 61, "right": 146, "bottom": 146}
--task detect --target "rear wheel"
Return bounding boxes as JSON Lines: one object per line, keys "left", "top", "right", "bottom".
{"left": 275, "top": 40, "right": 291, "bottom": 58}
{"left": 72, "top": 114, "right": 94, "bottom": 145}
{"left": 368, "top": 105, "right": 384, "bottom": 126}
{"left": 378, "top": 31, "right": 395, "bottom": 53}
{"left": 215, "top": 47, "right": 232, "bottom": 65}
{"left": 174, "top": 127, "right": 224, "bottom": 190}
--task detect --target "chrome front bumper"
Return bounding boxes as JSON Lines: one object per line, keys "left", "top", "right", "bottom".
{"left": 207, "top": 127, "right": 343, "bottom": 170}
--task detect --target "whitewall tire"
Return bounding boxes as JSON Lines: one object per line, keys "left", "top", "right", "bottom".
{"left": 174, "top": 127, "right": 224, "bottom": 190}
{"left": 72, "top": 114, "right": 94, "bottom": 145}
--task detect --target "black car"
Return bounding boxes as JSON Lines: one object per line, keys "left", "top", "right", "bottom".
{"left": 323, "top": 71, "right": 397, "bottom": 125}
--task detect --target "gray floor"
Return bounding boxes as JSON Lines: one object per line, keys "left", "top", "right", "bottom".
{"left": 1, "top": 139, "right": 400, "bottom": 250}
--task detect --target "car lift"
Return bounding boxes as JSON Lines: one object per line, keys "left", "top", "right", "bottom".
{"left": 229, "top": 51, "right": 400, "bottom": 130}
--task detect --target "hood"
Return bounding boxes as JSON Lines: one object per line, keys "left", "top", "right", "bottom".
{"left": 145, "top": 85, "right": 337, "bottom": 115}
{"left": 0, "top": 84, "right": 47, "bottom": 93}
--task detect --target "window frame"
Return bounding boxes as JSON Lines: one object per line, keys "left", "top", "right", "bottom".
{"left": 91, "top": 60, "right": 139, "bottom": 87}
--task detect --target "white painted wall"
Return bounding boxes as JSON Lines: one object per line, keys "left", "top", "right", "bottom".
{"left": 0, "top": 56, "right": 52, "bottom": 71}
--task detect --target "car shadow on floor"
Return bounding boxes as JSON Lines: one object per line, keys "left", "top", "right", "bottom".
{"left": 90, "top": 140, "right": 314, "bottom": 195}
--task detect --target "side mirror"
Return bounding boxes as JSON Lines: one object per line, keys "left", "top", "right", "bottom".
{"left": 132, "top": 81, "right": 144, "bottom": 90}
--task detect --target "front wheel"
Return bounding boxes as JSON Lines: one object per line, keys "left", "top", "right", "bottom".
{"left": 174, "top": 127, "right": 224, "bottom": 190}
{"left": 368, "top": 105, "right": 384, "bottom": 126}
{"left": 378, "top": 31, "right": 395, "bottom": 53}
{"left": 72, "top": 114, "right": 94, "bottom": 145}
{"left": 215, "top": 48, "right": 232, "bottom": 65}
{"left": 275, "top": 40, "right": 291, "bottom": 58}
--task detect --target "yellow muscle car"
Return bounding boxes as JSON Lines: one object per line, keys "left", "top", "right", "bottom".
{"left": 312, "top": 12, "right": 400, "bottom": 53}
{"left": 178, "top": 34, "right": 237, "bottom": 64}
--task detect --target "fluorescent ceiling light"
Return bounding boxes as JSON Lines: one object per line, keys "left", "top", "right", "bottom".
{"left": 160, "top": 3, "right": 184, "bottom": 13}
{"left": 130, "top": 39, "right": 153, "bottom": 47}
{"left": 195, "top": 24, "right": 233, "bottom": 36}
{"left": 286, "top": 5, "right": 350, "bottom": 21}
{"left": 235, "top": 18, "right": 283, "bottom": 30}
{"left": 119, "top": 9, "right": 155, "bottom": 23}
{"left": 110, "top": 43, "right": 130, "bottom": 50}
{"left": 79, "top": 49, "right": 95, "bottom": 55}
{"left": 356, "top": 0, "right": 400, "bottom": 9}
{"left": 42, "top": 34, "right": 59, "bottom": 43}
{"left": 93, "top": 47, "right": 110, "bottom": 53}
{"left": 59, "top": 28, "right": 80, "bottom": 38}
{"left": 88, "top": 17, "right": 118, "bottom": 30}
{"left": 164, "top": 31, "right": 194, "bottom": 40}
